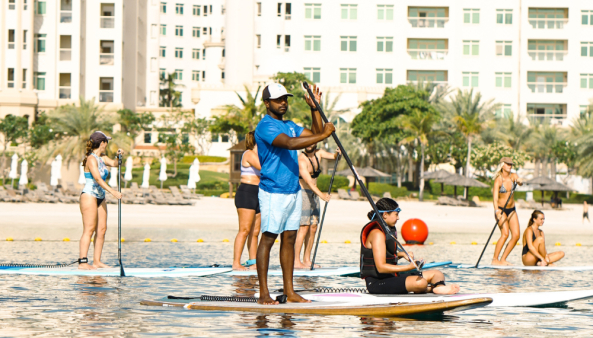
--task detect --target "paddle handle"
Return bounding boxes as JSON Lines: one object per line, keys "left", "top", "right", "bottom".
{"left": 117, "top": 153, "right": 125, "bottom": 277}
{"left": 474, "top": 181, "right": 518, "bottom": 268}
{"left": 310, "top": 153, "right": 341, "bottom": 270}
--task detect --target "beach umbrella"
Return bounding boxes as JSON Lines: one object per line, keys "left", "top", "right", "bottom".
{"left": 124, "top": 156, "right": 133, "bottom": 188}
{"left": 336, "top": 166, "right": 389, "bottom": 188}
{"left": 537, "top": 181, "right": 573, "bottom": 208}
{"left": 49, "top": 159, "right": 59, "bottom": 187}
{"left": 18, "top": 159, "right": 28, "bottom": 186}
{"left": 422, "top": 169, "right": 452, "bottom": 195}
{"left": 109, "top": 167, "right": 118, "bottom": 188}
{"left": 55, "top": 154, "right": 63, "bottom": 180}
{"left": 193, "top": 158, "right": 201, "bottom": 184}
{"left": 158, "top": 156, "right": 167, "bottom": 189}
{"left": 78, "top": 162, "right": 86, "bottom": 185}
{"left": 8, "top": 153, "right": 18, "bottom": 187}
{"left": 525, "top": 176, "right": 561, "bottom": 206}
{"left": 141, "top": 163, "right": 150, "bottom": 188}
{"left": 436, "top": 173, "right": 489, "bottom": 200}
{"left": 188, "top": 162, "right": 197, "bottom": 190}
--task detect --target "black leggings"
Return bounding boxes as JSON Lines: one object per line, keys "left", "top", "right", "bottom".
{"left": 365, "top": 272, "right": 421, "bottom": 294}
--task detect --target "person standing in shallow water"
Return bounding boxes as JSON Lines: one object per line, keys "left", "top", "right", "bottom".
{"left": 255, "top": 83, "right": 335, "bottom": 305}
{"left": 583, "top": 201, "right": 589, "bottom": 224}
{"left": 491, "top": 157, "right": 523, "bottom": 266}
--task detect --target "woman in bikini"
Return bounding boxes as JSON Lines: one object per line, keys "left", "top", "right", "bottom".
{"left": 361, "top": 198, "right": 459, "bottom": 295}
{"left": 522, "top": 210, "right": 565, "bottom": 266}
{"left": 492, "top": 157, "right": 523, "bottom": 266}
{"left": 232, "top": 131, "right": 262, "bottom": 271}
{"left": 79, "top": 131, "right": 123, "bottom": 270}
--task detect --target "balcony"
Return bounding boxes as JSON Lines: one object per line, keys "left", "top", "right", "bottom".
{"left": 59, "top": 87, "right": 71, "bottom": 99}
{"left": 528, "top": 8, "right": 568, "bottom": 29}
{"left": 529, "top": 18, "right": 568, "bottom": 29}
{"left": 407, "top": 49, "right": 448, "bottom": 60}
{"left": 527, "top": 72, "right": 567, "bottom": 93}
{"left": 527, "top": 103, "right": 567, "bottom": 124}
{"left": 99, "top": 91, "right": 114, "bottom": 102}
{"left": 528, "top": 50, "right": 567, "bottom": 61}
{"left": 60, "top": 49, "right": 71, "bottom": 61}
{"left": 100, "top": 16, "right": 115, "bottom": 28}
{"left": 60, "top": 11, "right": 72, "bottom": 23}
{"left": 408, "top": 17, "right": 448, "bottom": 28}
{"left": 527, "top": 82, "right": 567, "bottom": 93}
{"left": 100, "top": 54, "right": 114, "bottom": 65}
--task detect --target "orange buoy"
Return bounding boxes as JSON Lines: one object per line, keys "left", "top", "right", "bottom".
{"left": 401, "top": 218, "right": 428, "bottom": 245}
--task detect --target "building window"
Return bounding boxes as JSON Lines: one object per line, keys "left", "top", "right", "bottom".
{"left": 527, "top": 72, "right": 567, "bottom": 93}
{"left": 193, "top": 5, "right": 200, "bottom": 16}
{"left": 100, "top": 40, "right": 114, "bottom": 65}
{"left": 203, "top": 5, "right": 208, "bottom": 16}
{"left": 202, "top": 70, "right": 206, "bottom": 80}
{"left": 408, "top": 39, "right": 447, "bottom": 59}
{"left": 174, "top": 69, "right": 183, "bottom": 80}
{"left": 464, "top": 9, "right": 480, "bottom": 24}
{"left": 160, "top": 46, "right": 166, "bottom": 57}
{"left": 150, "top": 57, "right": 157, "bottom": 72}
{"left": 495, "top": 41, "right": 512, "bottom": 56}
{"left": 462, "top": 72, "right": 479, "bottom": 87}
{"left": 257, "top": 2, "right": 261, "bottom": 16}
{"left": 340, "top": 36, "right": 357, "bottom": 52}
{"left": 192, "top": 70, "right": 200, "bottom": 81}
{"left": 463, "top": 40, "right": 479, "bottom": 56}
{"left": 377, "top": 5, "right": 393, "bottom": 20}
{"left": 22, "top": 30, "right": 27, "bottom": 49}
{"left": 192, "top": 27, "right": 200, "bottom": 38}
{"left": 175, "top": 3, "right": 183, "bottom": 15}
{"left": 8, "top": 0, "right": 15, "bottom": 10}
{"left": 99, "top": 77, "right": 114, "bottom": 102}
{"left": 528, "top": 40, "right": 567, "bottom": 61}
{"left": 34, "top": 72, "right": 45, "bottom": 90}
{"left": 304, "top": 67, "right": 320, "bottom": 83}
{"left": 376, "top": 69, "right": 393, "bottom": 84}
{"left": 202, "top": 49, "right": 206, "bottom": 60}
{"left": 59, "top": 73, "right": 71, "bottom": 99}
{"left": 496, "top": 9, "right": 512, "bottom": 24}
{"left": 144, "top": 132, "right": 152, "bottom": 144}
{"left": 408, "top": 7, "right": 448, "bottom": 28}
{"left": 203, "top": 27, "right": 208, "bottom": 36}
{"left": 175, "top": 48, "right": 183, "bottom": 58}
{"left": 175, "top": 25, "right": 183, "bottom": 37}
{"left": 22, "top": 69, "right": 27, "bottom": 89}
{"left": 581, "top": 42, "right": 593, "bottom": 57}
{"left": 36, "top": 1, "right": 46, "bottom": 14}
{"left": 495, "top": 104, "right": 512, "bottom": 118}
{"left": 527, "top": 103, "right": 566, "bottom": 122}
{"left": 60, "top": 0, "right": 72, "bottom": 23}
{"left": 160, "top": 2, "right": 166, "bottom": 13}
{"left": 377, "top": 37, "right": 393, "bottom": 52}
{"left": 159, "top": 68, "right": 166, "bottom": 79}
{"left": 529, "top": 8, "right": 567, "bottom": 29}
{"left": 580, "top": 74, "right": 593, "bottom": 89}
{"left": 339, "top": 68, "right": 356, "bottom": 84}
{"left": 583, "top": 10, "right": 593, "bottom": 25}
{"left": 407, "top": 70, "right": 447, "bottom": 83}
{"left": 59, "top": 35, "right": 72, "bottom": 61}
{"left": 8, "top": 30, "right": 15, "bottom": 49}
{"left": 304, "top": 35, "right": 321, "bottom": 51}
{"left": 7, "top": 68, "right": 15, "bottom": 88}
{"left": 256, "top": 34, "right": 261, "bottom": 48}
{"left": 284, "top": 35, "right": 291, "bottom": 52}
{"left": 23, "top": 0, "right": 28, "bottom": 11}
{"left": 100, "top": 3, "right": 115, "bottom": 28}
{"left": 160, "top": 24, "right": 166, "bottom": 35}
{"left": 192, "top": 48, "right": 200, "bottom": 59}
{"left": 305, "top": 3, "right": 321, "bottom": 19}
{"left": 495, "top": 72, "right": 512, "bottom": 88}
{"left": 341, "top": 4, "right": 357, "bottom": 20}
{"left": 35, "top": 33, "right": 46, "bottom": 53}
{"left": 285, "top": 3, "right": 291, "bottom": 20}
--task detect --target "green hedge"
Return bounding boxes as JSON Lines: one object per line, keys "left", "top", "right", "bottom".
{"left": 317, "top": 174, "right": 350, "bottom": 192}
{"left": 181, "top": 155, "right": 227, "bottom": 164}
{"left": 367, "top": 182, "right": 409, "bottom": 197}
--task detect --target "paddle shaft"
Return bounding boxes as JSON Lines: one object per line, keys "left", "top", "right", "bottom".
{"left": 302, "top": 82, "right": 419, "bottom": 271}
{"left": 474, "top": 181, "right": 518, "bottom": 268}
{"left": 310, "top": 153, "right": 341, "bottom": 270}
{"left": 118, "top": 154, "right": 125, "bottom": 277}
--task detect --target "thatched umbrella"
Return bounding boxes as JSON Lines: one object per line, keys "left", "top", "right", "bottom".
{"left": 336, "top": 166, "right": 390, "bottom": 189}
{"left": 526, "top": 176, "right": 564, "bottom": 206}
{"left": 538, "top": 181, "right": 573, "bottom": 207}
{"left": 437, "top": 173, "right": 489, "bottom": 199}
{"left": 422, "top": 169, "right": 453, "bottom": 195}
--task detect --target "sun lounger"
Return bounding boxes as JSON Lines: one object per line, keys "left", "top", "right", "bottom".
{"left": 65, "top": 182, "right": 80, "bottom": 196}
{"left": 170, "top": 186, "right": 190, "bottom": 200}
{"left": 337, "top": 189, "right": 355, "bottom": 200}
{"left": 179, "top": 185, "right": 203, "bottom": 199}
{"left": 349, "top": 190, "right": 366, "bottom": 201}
{"left": 168, "top": 187, "right": 196, "bottom": 205}
{"left": 27, "top": 189, "right": 57, "bottom": 203}
{"left": 123, "top": 191, "right": 145, "bottom": 204}
{"left": 22, "top": 190, "right": 41, "bottom": 203}
{"left": 55, "top": 188, "right": 77, "bottom": 203}
{"left": 1, "top": 188, "right": 23, "bottom": 202}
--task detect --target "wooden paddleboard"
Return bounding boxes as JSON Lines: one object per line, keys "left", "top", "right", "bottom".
{"left": 140, "top": 297, "right": 492, "bottom": 316}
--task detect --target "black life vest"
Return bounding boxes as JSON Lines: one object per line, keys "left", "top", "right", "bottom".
{"left": 360, "top": 220, "right": 398, "bottom": 279}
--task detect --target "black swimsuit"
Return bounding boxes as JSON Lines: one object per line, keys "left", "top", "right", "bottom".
{"left": 522, "top": 232, "right": 537, "bottom": 255}
{"left": 299, "top": 152, "right": 321, "bottom": 179}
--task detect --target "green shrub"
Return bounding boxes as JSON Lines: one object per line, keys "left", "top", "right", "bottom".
{"left": 367, "top": 182, "right": 409, "bottom": 197}
{"left": 181, "top": 155, "right": 227, "bottom": 164}
{"left": 317, "top": 174, "right": 350, "bottom": 192}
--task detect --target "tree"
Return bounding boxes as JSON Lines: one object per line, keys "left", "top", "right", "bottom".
{"left": 529, "top": 123, "right": 566, "bottom": 178}
{"left": 210, "top": 85, "right": 264, "bottom": 138}
{"left": 472, "top": 142, "right": 530, "bottom": 179}
{"left": 0, "top": 115, "right": 29, "bottom": 184}
{"left": 185, "top": 116, "right": 213, "bottom": 155}
{"left": 29, "top": 112, "right": 58, "bottom": 149}
{"left": 158, "top": 110, "right": 195, "bottom": 177}
{"left": 159, "top": 73, "right": 184, "bottom": 108}
{"left": 116, "top": 108, "right": 155, "bottom": 150}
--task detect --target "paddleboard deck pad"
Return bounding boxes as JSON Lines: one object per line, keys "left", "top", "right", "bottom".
{"left": 0, "top": 267, "right": 231, "bottom": 277}
{"left": 450, "top": 264, "right": 593, "bottom": 271}
{"left": 140, "top": 297, "right": 492, "bottom": 316}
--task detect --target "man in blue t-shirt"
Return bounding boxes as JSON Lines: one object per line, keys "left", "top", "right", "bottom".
{"left": 255, "top": 83, "right": 335, "bottom": 305}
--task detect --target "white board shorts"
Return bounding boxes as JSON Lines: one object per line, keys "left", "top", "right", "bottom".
{"left": 259, "top": 189, "right": 302, "bottom": 235}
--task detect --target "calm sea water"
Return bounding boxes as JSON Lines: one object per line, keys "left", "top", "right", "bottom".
{"left": 1, "top": 238, "right": 593, "bottom": 337}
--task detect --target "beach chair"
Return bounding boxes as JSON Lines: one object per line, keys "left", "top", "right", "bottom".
{"left": 123, "top": 191, "right": 145, "bottom": 204}
{"left": 180, "top": 185, "right": 203, "bottom": 199}
{"left": 337, "top": 189, "right": 354, "bottom": 200}
{"left": 65, "top": 182, "right": 79, "bottom": 196}
{"left": 22, "top": 190, "right": 41, "bottom": 203}
{"left": 161, "top": 188, "right": 194, "bottom": 205}
{"left": 130, "top": 182, "right": 143, "bottom": 196}
{"left": 1, "top": 187, "right": 22, "bottom": 202}
{"left": 170, "top": 186, "right": 191, "bottom": 200}
{"left": 471, "top": 196, "right": 482, "bottom": 207}
{"left": 55, "top": 188, "right": 77, "bottom": 203}
{"left": 30, "top": 189, "right": 57, "bottom": 203}
{"left": 350, "top": 190, "right": 366, "bottom": 201}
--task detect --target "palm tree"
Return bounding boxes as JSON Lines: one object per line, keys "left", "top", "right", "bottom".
{"left": 529, "top": 122, "right": 566, "bottom": 178}
{"left": 210, "top": 85, "right": 263, "bottom": 138}
{"left": 159, "top": 73, "right": 184, "bottom": 108}
{"left": 411, "top": 81, "right": 453, "bottom": 105}
{"left": 572, "top": 111, "right": 593, "bottom": 192}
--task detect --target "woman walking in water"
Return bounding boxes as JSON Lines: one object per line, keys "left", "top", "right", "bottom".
{"left": 491, "top": 157, "right": 523, "bottom": 266}
{"left": 522, "top": 210, "right": 565, "bottom": 266}
{"left": 80, "top": 131, "right": 123, "bottom": 270}
{"left": 232, "top": 131, "right": 262, "bottom": 270}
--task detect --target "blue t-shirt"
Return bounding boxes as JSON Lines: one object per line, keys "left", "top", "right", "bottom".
{"left": 255, "top": 114, "right": 305, "bottom": 194}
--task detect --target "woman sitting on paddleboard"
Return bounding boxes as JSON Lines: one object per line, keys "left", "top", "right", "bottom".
{"left": 79, "top": 131, "right": 123, "bottom": 270}
{"left": 491, "top": 157, "right": 523, "bottom": 266}
{"left": 522, "top": 210, "right": 564, "bottom": 266}
{"left": 361, "top": 198, "right": 459, "bottom": 295}
{"left": 232, "top": 131, "right": 262, "bottom": 271}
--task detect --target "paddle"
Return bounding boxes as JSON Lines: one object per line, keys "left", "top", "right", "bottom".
{"left": 302, "top": 82, "right": 420, "bottom": 272}
{"left": 118, "top": 153, "right": 125, "bottom": 277}
{"left": 474, "top": 181, "right": 518, "bottom": 268}
{"left": 310, "top": 153, "right": 341, "bottom": 270}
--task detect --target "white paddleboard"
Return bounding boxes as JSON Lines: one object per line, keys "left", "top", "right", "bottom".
{"left": 226, "top": 266, "right": 359, "bottom": 277}
{"left": 451, "top": 264, "right": 593, "bottom": 271}
{"left": 0, "top": 267, "right": 231, "bottom": 277}
{"left": 267, "top": 289, "right": 593, "bottom": 308}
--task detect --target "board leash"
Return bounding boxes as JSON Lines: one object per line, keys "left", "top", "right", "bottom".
{"left": 310, "top": 152, "right": 341, "bottom": 270}
{"left": 302, "top": 82, "right": 420, "bottom": 273}
{"left": 0, "top": 261, "right": 79, "bottom": 269}
{"left": 168, "top": 295, "right": 288, "bottom": 304}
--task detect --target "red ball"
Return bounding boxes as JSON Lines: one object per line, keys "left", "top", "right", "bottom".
{"left": 401, "top": 218, "right": 429, "bottom": 245}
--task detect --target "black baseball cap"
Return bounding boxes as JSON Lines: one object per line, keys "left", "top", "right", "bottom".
{"left": 262, "top": 83, "right": 294, "bottom": 100}
{"left": 90, "top": 131, "right": 112, "bottom": 143}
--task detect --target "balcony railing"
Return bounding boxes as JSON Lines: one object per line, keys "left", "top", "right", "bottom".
{"left": 528, "top": 114, "right": 566, "bottom": 124}
{"left": 408, "top": 17, "right": 448, "bottom": 28}
{"left": 60, "top": 11, "right": 72, "bottom": 23}
{"left": 529, "top": 18, "right": 568, "bottom": 29}
{"left": 407, "top": 80, "right": 448, "bottom": 86}
{"left": 408, "top": 49, "right": 448, "bottom": 60}
{"left": 284, "top": 46, "right": 290, "bottom": 52}
{"left": 285, "top": 14, "right": 291, "bottom": 20}
{"left": 59, "top": 88, "right": 71, "bottom": 99}
{"left": 527, "top": 82, "right": 567, "bottom": 93}
{"left": 60, "top": 49, "right": 71, "bottom": 61}
{"left": 528, "top": 51, "right": 567, "bottom": 61}
{"left": 99, "top": 91, "right": 114, "bottom": 102}
{"left": 100, "top": 54, "right": 114, "bottom": 65}
{"left": 8, "top": 43, "right": 14, "bottom": 49}
{"left": 100, "top": 17, "right": 115, "bottom": 28}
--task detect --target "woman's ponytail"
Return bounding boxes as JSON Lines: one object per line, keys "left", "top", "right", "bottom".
{"left": 82, "top": 140, "right": 94, "bottom": 167}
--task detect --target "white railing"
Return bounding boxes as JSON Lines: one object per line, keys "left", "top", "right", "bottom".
{"left": 527, "top": 82, "right": 567, "bottom": 93}
{"left": 100, "top": 54, "right": 114, "bottom": 65}
{"left": 528, "top": 51, "right": 567, "bottom": 61}
{"left": 60, "top": 49, "right": 71, "bottom": 61}
{"left": 408, "top": 17, "right": 448, "bottom": 28}
{"left": 284, "top": 46, "right": 290, "bottom": 52}
{"left": 528, "top": 114, "right": 567, "bottom": 124}
{"left": 99, "top": 91, "right": 114, "bottom": 102}
{"left": 528, "top": 18, "right": 568, "bottom": 29}
{"left": 285, "top": 14, "right": 291, "bottom": 20}
{"left": 60, "top": 11, "right": 72, "bottom": 23}
{"left": 8, "top": 43, "right": 14, "bottom": 49}
{"left": 59, "top": 88, "right": 71, "bottom": 99}
{"left": 407, "top": 80, "right": 448, "bottom": 86}
{"left": 407, "top": 49, "right": 448, "bottom": 60}
{"left": 100, "top": 17, "right": 114, "bottom": 28}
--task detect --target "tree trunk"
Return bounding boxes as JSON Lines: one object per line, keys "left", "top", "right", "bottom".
{"left": 419, "top": 142, "right": 425, "bottom": 201}
{"left": 542, "top": 158, "right": 548, "bottom": 177}
{"left": 407, "top": 146, "right": 414, "bottom": 182}
{"left": 465, "top": 136, "right": 472, "bottom": 178}
{"left": 395, "top": 147, "right": 402, "bottom": 188}
{"left": 534, "top": 158, "right": 540, "bottom": 177}
{"left": 550, "top": 160, "right": 556, "bottom": 180}
{"left": 173, "top": 158, "right": 178, "bottom": 177}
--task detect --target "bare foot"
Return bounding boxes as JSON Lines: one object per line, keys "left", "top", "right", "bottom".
{"left": 287, "top": 293, "right": 311, "bottom": 303}
{"left": 294, "top": 261, "right": 308, "bottom": 269}
{"left": 303, "top": 261, "right": 320, "bottom": 268}
{"left": 500, "top": 260, "right": 513, "bottom": 266}
{"left": 78, "top": 263, "right": 97, "bottom": 270}
{"left": 257, "top": 295, "right": 279, "bottom": 305}
{"left": 248, "top": 264, "right": 257, "bottom": 270}
{"left": 547, "top": 263, "right": 556, "bottom": 267}
{"left": 232, "top": 264, "right": 249, "bottom": 271}
{"left": 433, "top": 284, "right": 460, "bottom": 295}
{"left": 93, "top": 262, "right": 111, "bottom": 269}
{"left": 491, "top": 260, "right": 504, "bottom": 266}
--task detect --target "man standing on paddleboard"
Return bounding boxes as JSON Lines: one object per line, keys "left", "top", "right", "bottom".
{"left": 255, "top": 83, "right": 335, "bottom": 305}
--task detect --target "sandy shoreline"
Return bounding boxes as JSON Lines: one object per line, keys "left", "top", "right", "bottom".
{"left": 1, "top": 198, "right": 592, "bottom": 243}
